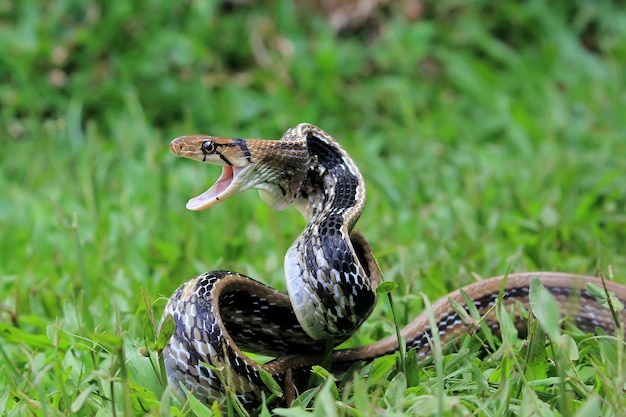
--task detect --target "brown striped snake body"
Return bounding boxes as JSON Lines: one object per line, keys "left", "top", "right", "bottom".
{"left": 160, "top": 123, "right": 626, "bottom": 407}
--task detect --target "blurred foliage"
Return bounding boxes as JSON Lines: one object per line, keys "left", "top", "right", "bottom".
{"left": 1, "top": 0, "right": 624, "bottom": 139}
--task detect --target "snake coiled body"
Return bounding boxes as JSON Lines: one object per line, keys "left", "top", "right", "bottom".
{"left": 160, "top": 123, "right": 626, "bottom": 406}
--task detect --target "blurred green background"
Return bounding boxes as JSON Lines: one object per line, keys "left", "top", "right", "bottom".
{"left": 1, "top": 0, "right": 625, "bottom": 414}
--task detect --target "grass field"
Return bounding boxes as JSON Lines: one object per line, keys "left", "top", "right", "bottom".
{"left": 1, "top": 1, "right": 626, "bottom": 415}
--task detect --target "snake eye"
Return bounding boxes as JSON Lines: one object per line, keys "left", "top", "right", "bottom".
{"left": 201, "top": 141, "right": 216, "bottom": 155}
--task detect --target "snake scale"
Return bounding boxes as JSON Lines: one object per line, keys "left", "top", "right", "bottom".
{"left": 160, "top": 123, "right": 626, "bottom": 407}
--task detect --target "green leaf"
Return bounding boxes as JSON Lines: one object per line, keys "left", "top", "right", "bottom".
{"left": 405, "top": 348, "right": 420, "bottom": 387}
{"left": 0, "top": 322, "right": 55, "bottom": 350}
{"left": 180, "top": 383, "right": 217, "bottom": 416}
{"left": 522, "top": 320, "right": 548, "bottom": 382}
{"left": 573, "top": 395, "right": 601, "bottom": 417}
{"left": 259, "top": 367, "right": 283, "bottom": 398}
{"left": 71, "top": 385, "right": 96, "bottom": 413}
{"left": 311, "top": 365, "right": 332, "bottom": 381}
{"left": 384, "top": 373, "right": 407, "bottom": 408}
{"left": 558, "top": 334, "right": 579, "bottom": 361}
{"left": 529, "top": 278, "right": 561, "bottom": 342}
{"left": 258, "top": 392, "right": 273, "bottom": 417}
{"left": 449, "top": 294, "right": 473, "bottom": 325}
{"left": 488, "top": 357, "right": 511, "bottom": 383}
{"left": 313, "top": 379, "right": 339, "bottom": 417}
{"left": 0, "top": 388, "right": 9, "bottom": 416}
{"left": 376, "top": 281, "right": 398, "bottom": 295}
{"left": 156, "top": 314, "right": 176, "bottom": 351}
{"left": 128, "top": 380, "right": 161, "bottom": 414}
{"left": 496, "top": 299, "right": 518, "bottom": 347}
{"left": 368, "top": 355, "right": 396, "bottom": 382}
{"left": 587, "top": 282, "right": 625, "bottom": 311}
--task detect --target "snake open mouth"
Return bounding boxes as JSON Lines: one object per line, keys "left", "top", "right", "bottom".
{"left": 186, "top": 166, "right": 244, "bottom": 211}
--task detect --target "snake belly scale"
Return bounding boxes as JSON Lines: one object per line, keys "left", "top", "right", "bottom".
{"left": 160, "top": 123, "right": 626, "bottom": 406}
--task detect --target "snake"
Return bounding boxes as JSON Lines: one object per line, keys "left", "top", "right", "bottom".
{"left": 160, "top": 123, "right": 626, "bottom": 407}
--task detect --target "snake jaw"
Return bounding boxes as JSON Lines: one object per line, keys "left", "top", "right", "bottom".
{"left": 186, "top": 166, "right": 246, "bottom": 211}
{"left": 170, "top": 134, "right": 259, "bottom": 211}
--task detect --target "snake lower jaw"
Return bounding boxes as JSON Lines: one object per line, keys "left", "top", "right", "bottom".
{"left": 185, "top": 166, "right": 248, "bottom": 211}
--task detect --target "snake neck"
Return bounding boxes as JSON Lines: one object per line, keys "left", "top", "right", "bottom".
{"left": 284, "top": 126, "right": 381, "bottom": 341}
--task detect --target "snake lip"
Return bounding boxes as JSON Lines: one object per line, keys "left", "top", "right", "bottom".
{"left": 186, "top": 166, "right": 244, "bottom": 211}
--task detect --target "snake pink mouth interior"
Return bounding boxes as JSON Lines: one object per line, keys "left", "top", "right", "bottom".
{"left": 187, "top": 166, "right": 237, "bottom": 211}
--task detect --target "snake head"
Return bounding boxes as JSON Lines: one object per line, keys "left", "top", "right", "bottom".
{"left": 170, "top": 134, "right": 309, "bottom": 211}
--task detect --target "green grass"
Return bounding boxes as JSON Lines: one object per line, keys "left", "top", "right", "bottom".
{"left": 1, "top": 0, "right": 626, "bottom": 415}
